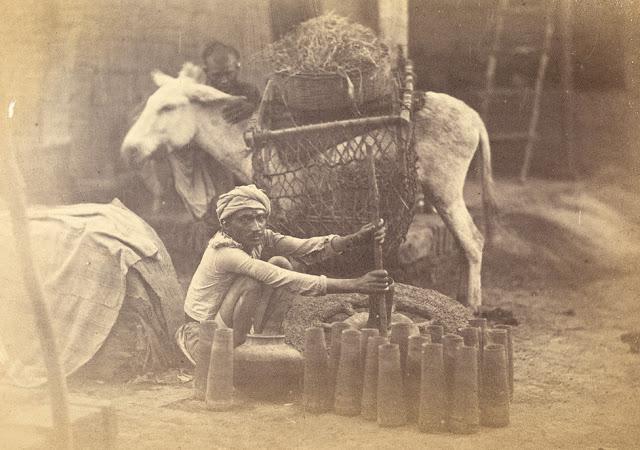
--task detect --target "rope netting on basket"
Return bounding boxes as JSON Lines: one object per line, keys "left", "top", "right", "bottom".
{"left": 245, "top": 68, "right": 417, "bottom": 277}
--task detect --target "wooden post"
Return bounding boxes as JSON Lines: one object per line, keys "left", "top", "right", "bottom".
{"left": 377, "top": 0, "right": 409, "bottom": 58}
{"left": 481, "top": 0, "right": 509, "bottom": 121}
{"left": 2, "top": 119, "right": 73, "bottom": 449}
{"left": 520, "top": 0, "right": 556, "bottom": 182}
{"left": 558, "top": 0, "right": 578, "bottom": 180}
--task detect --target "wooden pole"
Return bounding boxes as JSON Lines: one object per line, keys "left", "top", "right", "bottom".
{"left": 365, "top": 143, "right": 388, "bottom": 336}
{"left": 2, "top": 114, "right": 73, "bottom": 449}
{"left": 558, "top": 0, "right": 579, "bottom": 180}
{"left": 481, "top": 0, "right": 508, "bottom": 121}
{"left": 520, "top": 0, "right": 556, "bottom": 182}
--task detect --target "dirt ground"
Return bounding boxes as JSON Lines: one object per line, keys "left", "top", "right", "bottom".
{"left": 6, "top": 174, "right": 640, "bottom": 449}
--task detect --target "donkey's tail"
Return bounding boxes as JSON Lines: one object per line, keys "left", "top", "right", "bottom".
{"left": 479, "top": 121, "right": 499, "bottom": 243}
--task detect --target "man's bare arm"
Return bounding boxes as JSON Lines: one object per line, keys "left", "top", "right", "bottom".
{"left": 325, "top": 269, "right": 391, "bottom": 294}
{"left": 331, "top": 219, "right": 386, "bottom": 254}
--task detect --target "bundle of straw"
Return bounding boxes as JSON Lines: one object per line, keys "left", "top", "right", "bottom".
{"left": 261, "top": 13, "right": 390, "bottom": 76}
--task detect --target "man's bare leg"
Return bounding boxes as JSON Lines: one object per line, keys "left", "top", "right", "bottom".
{"left": 252, "top": 256, "right": 294, "bottom": 334}
{"left": 217, "top": 256, "right": 295, "bottom": 346}
{"left": 218, "top": 277, "right": 264, "bottom": 347}
{"left": 257, "top": 288, "right": 296, "bottom": 335}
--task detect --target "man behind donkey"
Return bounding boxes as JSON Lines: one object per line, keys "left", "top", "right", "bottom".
{"left": 137, "top": 40, "right": 260, "bottom": 216}
{"left": 176, "top": 185, "right": 390, "bottom": 362}
{"left": 202, "top": 40, "right": 261, "bottom": 124}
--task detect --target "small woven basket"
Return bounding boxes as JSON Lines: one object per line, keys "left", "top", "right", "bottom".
{"left": 273, "top": 66, "right": 392, "bottom": 111}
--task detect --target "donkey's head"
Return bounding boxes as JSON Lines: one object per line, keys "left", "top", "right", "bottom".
{"left": 121, "top": 63, "right": 243, "bottom": 168}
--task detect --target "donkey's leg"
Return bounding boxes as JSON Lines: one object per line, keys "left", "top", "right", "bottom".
{"left": 435, "top": 198, "right": 484, "bottom": 312}
{"left": 414, "top": 91, "right": 487, "bottom": 311}
{"left": 457, "top": 250, "right": 470, "bottom": 305}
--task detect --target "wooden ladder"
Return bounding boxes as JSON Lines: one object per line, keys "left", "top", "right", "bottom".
{"left": 480, "top": 0, "right": 563, "bottom": 181}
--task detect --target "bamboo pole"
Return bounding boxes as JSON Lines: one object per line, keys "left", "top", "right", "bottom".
{"left": 245, "top": 114, "right": 405, "bottom": 148}
{"left": 2, "top": 117, "right": 73, "bottom": 449}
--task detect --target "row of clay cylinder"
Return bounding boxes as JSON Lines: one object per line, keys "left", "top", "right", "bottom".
{"left": 192, "top": 321, "right": 235, "bottom": 410}
{"left": 303, "top": 318, "right": 513, "bottom": 433}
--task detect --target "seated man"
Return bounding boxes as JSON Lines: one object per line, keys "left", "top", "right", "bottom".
{"left": 176, "top": 184, "right": 390, "bottom": 362}
{"left": 202, "top": 40, "right": 261, "bottom": 124}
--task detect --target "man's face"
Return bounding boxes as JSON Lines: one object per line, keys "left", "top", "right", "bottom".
{"left": 223, "top": 208, "right": 267, "bottom": 248}
{"left": 204, "top": 51, "right": 240, "bottom": 92}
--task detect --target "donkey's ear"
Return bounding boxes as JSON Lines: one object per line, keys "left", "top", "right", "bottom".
{"left": 151, "top": 70, "right": 175, "bottom": 87}
{"left": 178, "top": 62, "right": 207, "bottom": 84}
{"left": 186, "top": 84, "right": 244, "bottom": 105}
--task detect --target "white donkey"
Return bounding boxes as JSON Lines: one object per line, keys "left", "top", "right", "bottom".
{"left": 121, "top": 63, "right": 497, "bottom": 312}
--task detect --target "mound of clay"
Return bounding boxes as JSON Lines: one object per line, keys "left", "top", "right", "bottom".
{"left": 284, "top": 283, "right": 470, "bottom": 351}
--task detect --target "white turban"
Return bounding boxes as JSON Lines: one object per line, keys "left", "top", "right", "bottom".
{"left": 216, "top": 184, "right": 271, "bottom": 222}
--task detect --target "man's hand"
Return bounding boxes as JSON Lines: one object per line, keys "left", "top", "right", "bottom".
{"left": 222, "top": 99, "right": 255, "bottom": 124}
{"left": 355, "top": 269, "right": 392, "bottom": 294}
{"left": 329, "top": 219, "right": 387, "bottom": 254}
{"left": 325, "top": 269, "right": 394, "bottom": 294}
{"left": 354, "top": 218, "right": 386, "bottom": 246}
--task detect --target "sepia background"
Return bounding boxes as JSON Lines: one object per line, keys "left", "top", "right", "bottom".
{"left": 1, "top": 1, "right": 639, "bottom": 448}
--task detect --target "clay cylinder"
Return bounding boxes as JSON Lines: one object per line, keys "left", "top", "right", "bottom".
{"left": 303, "top": 327, "right": 331, "bottom": 414}
{"left": 442, "top": 334, "right": 464, "bottom": 423}
{"left": 494, "top": 325, "right": 514, "bottom": 399}
{"left": 328, "top": 322, "right": 350, "bottom": 406}
{"left": 487, "top": 329, "right": 508, "bottom": 350}
{"left": 459, "top": 327, "right": 481, "bottom": 390}
{"left": 449, "top": 345, "right": 480, "bottom": 434}
{"left": 205, "top": 328, "right": 234, "bottom": 411}
{"left": 390, "top": 322, "right": 412, "bottom": 374}
{"left": 377, "top": 343, "right": 407, "bottom": 427}
{"left": 425, "top": 324, "right": 444, "bottom": 344}
{"left": 406, "top": 335, "right": 429, "bottom": 422}
{"left": 361, "top": 336, "right": 388, "bottom": 421}
{"left": 359, "top": 328, "right": 380, "bottom": 372}
{"left": 194, "top": 320, "right": 218, "bottom": 400}
{"left": 459, "top": 327, "right": 479, "bottom": 348}
{"left": 480, "top": 344, "right": 510, "bottom": 427}
{"left": 488, "top": 329, "right": 508, "bottom": 356}
{"left": 468, "top": 318, "right": 487, "bottom": 346}
{"left": 468, "top": 318, "right": 487, "bottom": 367}
{"left": 334, "top": 329, "right": 362, "bottom": 416}
{"left": 418, "top": 343, "right": 446, "bottom": 433}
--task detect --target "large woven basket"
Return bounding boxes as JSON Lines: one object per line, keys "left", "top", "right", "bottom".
{"left": 245, "top": 63, "right": 417, "bottom": 277}
{"left": 273, "top": 66, "right": 392, "bottom": 111}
